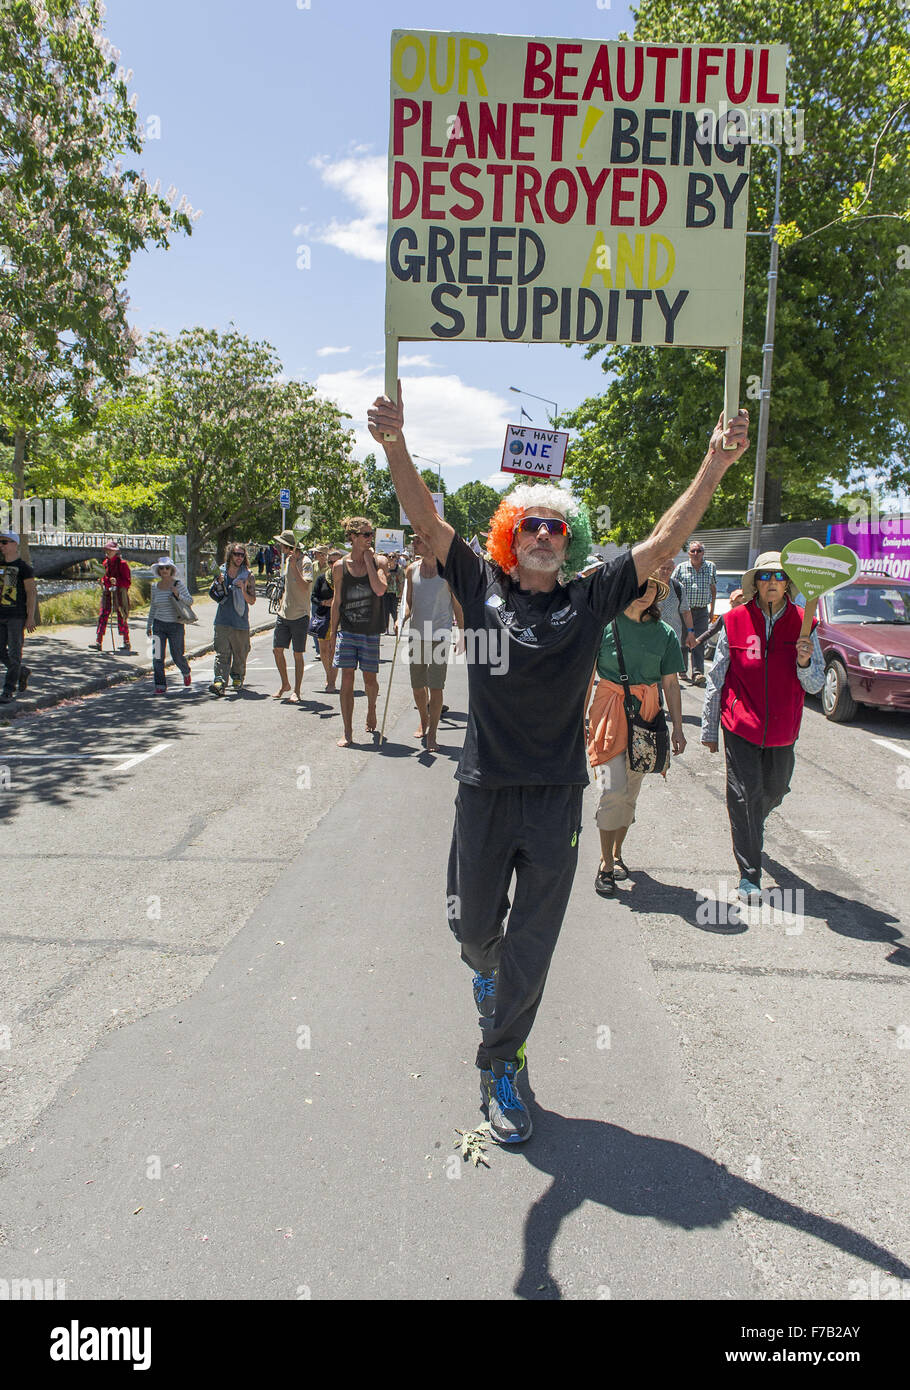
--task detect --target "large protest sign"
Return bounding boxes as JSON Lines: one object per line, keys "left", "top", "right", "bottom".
{"left": 385, "top": 31, "right": 788, "bottom": 429}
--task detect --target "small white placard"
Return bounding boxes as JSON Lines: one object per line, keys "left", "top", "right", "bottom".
{"left": 501, "top": 425, "right": 568, "bottom": 480}
{"left": 375, "top": 528, "right": 405, "bottom": 553}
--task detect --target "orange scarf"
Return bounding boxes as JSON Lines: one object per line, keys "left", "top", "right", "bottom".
{"left": 587, "top": 678, "right": 661, "bottom": 767}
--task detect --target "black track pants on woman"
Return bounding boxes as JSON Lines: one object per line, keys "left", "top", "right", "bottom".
{"left": 722, "top": 727, "right": 796, "bottom": 882}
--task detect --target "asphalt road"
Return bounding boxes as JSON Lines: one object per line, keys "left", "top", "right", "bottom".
{"left": 0, "top": 632, "right": 907, "bottom": 1301}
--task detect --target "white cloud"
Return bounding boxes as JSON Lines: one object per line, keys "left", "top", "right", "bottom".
{"left": 398, "top": 354, "right": 436, "bottom": 368}
{"left": 484, "top": 471, "right": 516, "bottom": 490}
{"left": 310, "top": 154, "right": 387, "bottom": 263}
{"left": 315, "top": 366, "right": 511, "bottom": 470}
{"left": 316, "top": 345, "right": 351, "bottom": 358}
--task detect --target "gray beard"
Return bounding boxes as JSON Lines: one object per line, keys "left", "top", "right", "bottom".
{"left": 520, "top": 548, "right": 562, "bottom": 574}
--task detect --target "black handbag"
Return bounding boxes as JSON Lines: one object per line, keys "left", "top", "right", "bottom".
{"left": 612, "top": 619, "right": 671, "bottom": 775}
{"left": 309, "top": 611, "right": 329, "bottom": 638}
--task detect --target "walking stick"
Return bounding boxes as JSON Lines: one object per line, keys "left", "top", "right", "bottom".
{"left": 379, "top": 619, "right": 405, "bottom": 745}
{"left": 107, "top": 587, "right": 117, "bottom": 650}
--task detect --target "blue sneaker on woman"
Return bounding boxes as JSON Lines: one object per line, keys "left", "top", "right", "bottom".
{"left": 737, "top": 876, "right": 762, "bottom": 903}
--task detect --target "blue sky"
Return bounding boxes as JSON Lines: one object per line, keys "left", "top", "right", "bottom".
{"left": 104, "top": 0, "right": 637, "bottom": 490}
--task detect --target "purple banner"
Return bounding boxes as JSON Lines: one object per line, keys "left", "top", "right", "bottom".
{"left": 827, "top": 518, "right": 910, "bottom": 581}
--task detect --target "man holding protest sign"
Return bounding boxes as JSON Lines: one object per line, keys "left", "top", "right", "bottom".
{"left": 368, "top": 383, "right": 749, "bottom": 1144}
{"left": 701, "top": 551, "right": 826, "bottom": 903}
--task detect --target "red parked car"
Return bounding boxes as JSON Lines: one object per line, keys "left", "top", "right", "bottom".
{"left": 815, "top": 577, "right": 910, "bottom": 721}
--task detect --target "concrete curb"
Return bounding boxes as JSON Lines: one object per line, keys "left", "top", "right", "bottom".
{"left": 3, "top": 616, "right": 278, "bottom": 720}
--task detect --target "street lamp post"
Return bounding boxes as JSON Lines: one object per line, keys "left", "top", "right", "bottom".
{"left": 746, "top": 143, "right": 783, "bottom": 567}
{"left": 413, "top": 454, "right": 442, "bottom": 491}
{"left": 509, "top": 386, "right": 558, "bottom": 425}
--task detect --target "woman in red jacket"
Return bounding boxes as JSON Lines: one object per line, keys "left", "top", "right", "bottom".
{"left": 700, "top": 551, "right": 825, "bottom": 902}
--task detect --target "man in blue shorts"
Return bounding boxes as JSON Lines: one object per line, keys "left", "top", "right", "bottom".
{"left": 329, "top": 517, "right": 388, "bottom": 747}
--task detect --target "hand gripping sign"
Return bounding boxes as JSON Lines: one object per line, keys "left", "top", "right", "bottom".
{"left": 780, "top": 538, "right": 860, "bottom": 637}
{"left": 383, "top": 31, "right": 788, "bottom": 444}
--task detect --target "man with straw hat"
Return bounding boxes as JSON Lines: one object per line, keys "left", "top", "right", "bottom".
{"left": 701, "top": 551, "right": 825, "bottom": 903}
{"left": 368, "top": 382, "right": 750, "bottom": 1145}
{"left": 271, "top": 528, "right": 314, "bottom": 702}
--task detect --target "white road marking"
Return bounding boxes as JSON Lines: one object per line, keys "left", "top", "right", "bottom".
{"left": 111, "top": 742, "right": 171, "bottom": 772}
{"left": 871, "top": 738, "right": 910, "bottom": 760}
{"left": 0, "top": 743, "right": 171, "bottom": 772}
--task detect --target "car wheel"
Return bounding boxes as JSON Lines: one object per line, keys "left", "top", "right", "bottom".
{"left": 822, "top": 658, "right": 858, "bottom": 723}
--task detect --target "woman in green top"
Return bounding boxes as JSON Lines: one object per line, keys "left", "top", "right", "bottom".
{"left": 586, "top": 577, "right": 686, "bottom": 897}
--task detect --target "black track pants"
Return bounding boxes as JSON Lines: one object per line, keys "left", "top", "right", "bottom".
{"left": 722, "top": 727, "right": 796, "bottom": 883}
{"left": 446, "top": 783, "right": 584, "bottom": 1069}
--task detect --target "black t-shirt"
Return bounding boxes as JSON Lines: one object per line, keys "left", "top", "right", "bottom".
{"left": 313, "top": 572, "right": 333, "bottom": 609}
{"left": 0, "top": 558, "right": 34, "bottom": 619}
{"left": 442, "top": 534, "right": 642, "bottom": 787}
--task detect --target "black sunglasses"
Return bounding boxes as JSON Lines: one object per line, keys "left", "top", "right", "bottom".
{"left": 756, "top": 570, "right": 787, "bottom": 582}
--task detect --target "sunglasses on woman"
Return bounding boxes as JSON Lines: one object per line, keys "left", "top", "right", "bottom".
{"left": 756, "top": 570, "right": 787, "bottom": 582}
{"left": 514, "top": 517, "right": 571, "bottom": 537}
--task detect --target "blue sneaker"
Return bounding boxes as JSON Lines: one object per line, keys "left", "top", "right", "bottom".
{"left": 480, "top": 1059, "right": 532, "bottom": 1144}
{"left": 472, "top": 968, "right": 497, "bottom": 1024}
{"left": 737, "top": 876, "right": 763, "bottom": 904}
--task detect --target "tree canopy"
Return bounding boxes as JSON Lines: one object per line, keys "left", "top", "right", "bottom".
{"left": 85, "top": 327, "right": 364, "bottom": 581}
{"left": 565, "top": 0, "right": 910, "bottom": 542}
{"left": 0, "top": 0, "right": 196, "bottom": 551}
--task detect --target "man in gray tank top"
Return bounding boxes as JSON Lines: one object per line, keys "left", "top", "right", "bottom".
{"left": 403, "top": 534, "right": 463, "bottom": 752}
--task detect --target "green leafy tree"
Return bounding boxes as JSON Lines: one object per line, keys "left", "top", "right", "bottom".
{"left": 0, "top": 0, "right": 196, "bottom": 553}
{"left": 566, "top": 0, "right": 910, "bottom": 537}
{"left": 446, "top": 480, "right": 503, "bottom": 538}
{"left": 92, "top": 328, "right": 363, "bottom": 583}
{"left": 360, "top": 453, "right": 400, "bottom": 530}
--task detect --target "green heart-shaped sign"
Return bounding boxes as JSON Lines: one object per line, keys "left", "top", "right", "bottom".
{"left": 780, "top": 538, "right": 859, "bottom": 601}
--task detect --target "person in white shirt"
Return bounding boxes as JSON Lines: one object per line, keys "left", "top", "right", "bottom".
{"left": 402, "top": 534, "right": 463, "bottom": 753}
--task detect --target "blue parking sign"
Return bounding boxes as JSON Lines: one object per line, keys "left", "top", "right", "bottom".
{"left": 279, "top": 489, "right": 290, "bottom": 508}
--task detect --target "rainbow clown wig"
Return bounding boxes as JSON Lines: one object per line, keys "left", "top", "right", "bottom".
{"left": 485, "top": 483, "right": 594, "bottom": 583}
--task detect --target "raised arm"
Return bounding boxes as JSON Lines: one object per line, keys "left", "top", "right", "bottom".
{"left": 368, "top": 382, "right": 455, "bottom": 567}
{"left": 632, "top": 412, "right": 750, "bottom": 585}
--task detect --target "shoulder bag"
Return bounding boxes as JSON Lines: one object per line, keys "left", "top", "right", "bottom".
{"left": 174, "top": 584, "right": 198, "bottom": 625}
{"left": 612, "top": 619, "right": 671, "bottom": 775}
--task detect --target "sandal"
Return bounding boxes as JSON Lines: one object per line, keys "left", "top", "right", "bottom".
{"left": 594, "top": 865, "right": 616, "bottom": 898}
{"left": 613, "top": 856, "right": 629, "bottom": 881}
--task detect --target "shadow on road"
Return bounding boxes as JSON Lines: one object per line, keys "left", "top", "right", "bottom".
{"left": 0, "top": 677, "right": 205, "bottom": 823}
{"left": 600, "top": 865, "right": 908, "bottom": 966}
{"left": 764, "top": 856, "right": 909, "bottom": 967}
{"left": 509, "top": 1064, "right": 910, "bottom": 1300}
